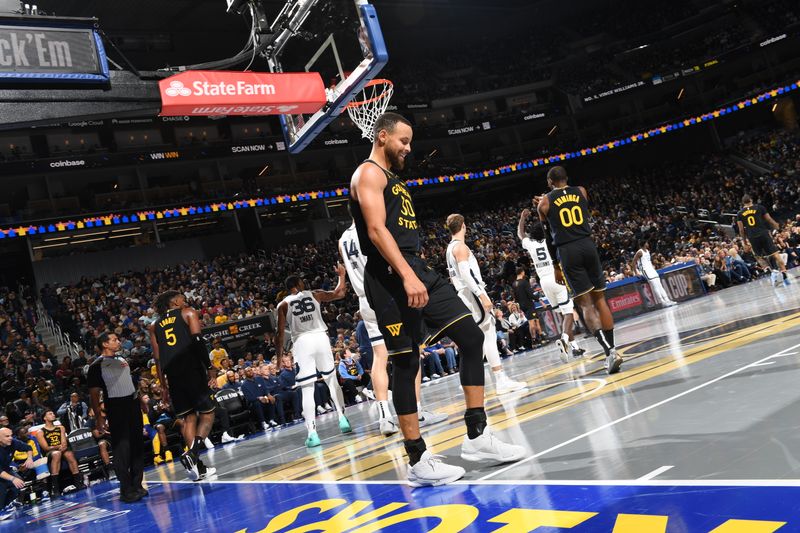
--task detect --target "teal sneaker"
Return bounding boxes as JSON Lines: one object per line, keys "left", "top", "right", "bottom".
{"left": 305, "top": 431, "right": 321, "bottom": 448}
{"left": 339, "top": 415, "right": 352, "bottom": 434}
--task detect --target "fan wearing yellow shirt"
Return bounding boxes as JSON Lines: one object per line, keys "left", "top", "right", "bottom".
{"left": 209, "top": 339, "right": 229, "bottom": 370}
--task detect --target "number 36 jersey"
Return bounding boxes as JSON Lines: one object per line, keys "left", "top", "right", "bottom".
{"left": 281, "top": 290, "right": 327, "bottom": 342}
{"left": 545, "top": 186, "right": 592, "bottom": 247}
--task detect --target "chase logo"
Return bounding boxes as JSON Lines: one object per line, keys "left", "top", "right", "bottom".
{"left": 385, "top": 323, "right": 402, "bottom": 337}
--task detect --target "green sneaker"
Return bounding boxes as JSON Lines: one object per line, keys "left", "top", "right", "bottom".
{"left": 305, "top": 431, "right": 321, "bottom": 448}
{"left": 338, "top": 415, "right": 352, "bottom": 434}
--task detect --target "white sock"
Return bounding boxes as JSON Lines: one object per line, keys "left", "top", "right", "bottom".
{"left": 417, "top": 402, "right": 423, "bottom": 416}
{"left": 324, "top": 372, "right": 346, "bottom": 416}
{"left": 493, "top": 369, "right": 505, "bottom": 382}
{"left": 301, "top": 386, "right": 316, "bottom": 434}
{"left": 570, "top": 341, "right": 581, "bottom": 351}
{"left": 561, "top": 333, "right": 570, "bottom": 344}
{"left": 377, "top": 400, "right": 391, "bottom": 421}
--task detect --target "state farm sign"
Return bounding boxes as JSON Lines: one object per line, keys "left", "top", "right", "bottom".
{"left": 159, "top": 71, "right": 326, "bottom": 117}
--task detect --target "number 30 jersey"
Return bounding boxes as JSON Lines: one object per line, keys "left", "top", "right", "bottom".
{"left": 545, "top": 186, "right": 592, "bottom": 247}
{"left": 281, "top": 290, "right": 327, "bottom": 342}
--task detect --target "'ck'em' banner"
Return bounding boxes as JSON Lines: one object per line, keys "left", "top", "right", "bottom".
{"left": 159, "top": 71, "right": 326, "bottom": 117}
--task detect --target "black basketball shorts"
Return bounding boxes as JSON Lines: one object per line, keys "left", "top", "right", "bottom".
{"left": 364, "top": 254, "right": 472, "bottom": 356}
{"left": 556, "top": 237, "right": 606, "bottom": 298}
{"left": 166, "top": 358, "right": 216, "bottom": 418}
{"left": 749, "top": 233, "right": 778, "bottom": 258}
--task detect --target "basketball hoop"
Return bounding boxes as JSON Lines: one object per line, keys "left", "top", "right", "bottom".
{"left": 346, "top": 78, "right": 394, "bottom": 141}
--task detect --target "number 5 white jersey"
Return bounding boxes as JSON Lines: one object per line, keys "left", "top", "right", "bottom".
{"left": 339, "top": 223, "right": 367, "bottom": 299}
{"left": 521, "top": 237, "right": 555, "bottom": 281}
{"left": 281, "top": 290, "right": 327, "bottom": 342}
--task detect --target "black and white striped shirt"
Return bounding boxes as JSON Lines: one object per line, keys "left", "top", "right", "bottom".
{"left": 87, "top": 355, "right": 136, "bottom": 399}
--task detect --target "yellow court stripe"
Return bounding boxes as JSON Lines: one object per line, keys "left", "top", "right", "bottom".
{"left": 250, "top": 311, "right": 800, "bottom": 481}
{"left": 320, "top": 312, "right": 800, "bottom": 482}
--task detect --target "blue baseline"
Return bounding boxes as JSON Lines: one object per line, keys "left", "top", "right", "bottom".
{"left": 4, "top": 480, "right": 799, "bottom": 532}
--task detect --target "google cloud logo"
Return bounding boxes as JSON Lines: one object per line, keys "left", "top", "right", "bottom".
{"left": 165, "top": 81, "right": 192, "bottom": 97}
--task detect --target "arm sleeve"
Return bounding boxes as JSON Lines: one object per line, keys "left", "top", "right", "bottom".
{"left": 457, "top": 261, "right": 485, "bottom": 296}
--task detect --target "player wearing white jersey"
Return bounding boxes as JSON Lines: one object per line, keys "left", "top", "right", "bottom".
{"left": 632, "top": 240, "right": 676, "bottom": 307}
{"left": 446, "top": 214, "right": 526, "bottom": 394}
{"left": 339, "top": 223, "right": 446, "bottom": 436}
{"left": 276, "top": 266, "right": 351, "bottom": 448}
{"left": 518, "top": 210, "right": 585, "bottom": 363}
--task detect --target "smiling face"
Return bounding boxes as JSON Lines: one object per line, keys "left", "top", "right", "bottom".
{"left": 379, "top": 121, "right": 412, "bottom": 171}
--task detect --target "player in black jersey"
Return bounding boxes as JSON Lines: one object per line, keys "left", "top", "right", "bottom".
{"left": 149, "top": 290, "right": 216, "bottom": 481}
{"left": 736, "top": 194, "right": 790, "bottom": 287}
{"left": 350, "top": 112, "right": 524, "bottom": 487}
{"left": 535, "top": 166, "right": 622, "bottom": 374}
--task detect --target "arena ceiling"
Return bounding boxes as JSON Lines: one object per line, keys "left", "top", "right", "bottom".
{"left": 30, "top": 0, "right": 545, "bottom": 71}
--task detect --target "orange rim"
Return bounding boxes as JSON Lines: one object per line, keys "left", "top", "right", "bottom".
{"left": 346, "top": 79, "right": 393, "bottom": 109}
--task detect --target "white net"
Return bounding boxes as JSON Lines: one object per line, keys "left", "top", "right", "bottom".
{"left": 346, "top": 79, "right": 394, "bottom": 141}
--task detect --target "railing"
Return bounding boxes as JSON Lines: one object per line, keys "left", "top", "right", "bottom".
{"left": 36, "top": 300, "right": 82, "bottom": 361}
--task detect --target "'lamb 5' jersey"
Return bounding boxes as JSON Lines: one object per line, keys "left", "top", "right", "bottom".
{"left": 281, "top": 290, "right": 327, "bottom": 342}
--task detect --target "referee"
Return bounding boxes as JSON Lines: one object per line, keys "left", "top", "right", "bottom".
{"left": 88, "top": 332, "right": 146, "bottom": 503}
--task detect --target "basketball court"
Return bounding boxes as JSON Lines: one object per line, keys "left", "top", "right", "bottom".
{"left": 7, "top": 274, "right": 799, "bottom": 531}
{"left": 0, "top": 0, "right": 799, "bottom": 531}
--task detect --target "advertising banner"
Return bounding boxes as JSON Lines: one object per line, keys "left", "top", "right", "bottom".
{"left": 159, "top": 71, "right": 326, "bottom": 117}
{"left": 201, "top": 314, "right": 273, "bottom": 345}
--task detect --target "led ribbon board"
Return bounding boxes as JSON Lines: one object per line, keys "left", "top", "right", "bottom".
{"left": 0, "top": 19, "right": 109, "bottom": 83}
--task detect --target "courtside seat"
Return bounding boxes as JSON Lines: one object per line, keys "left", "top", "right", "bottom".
{"left": 214, "top": 389, "right": 253, "bottom": 437}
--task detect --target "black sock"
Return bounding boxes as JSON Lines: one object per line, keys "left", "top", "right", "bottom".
{"left": 783, "top": 271, "right": 788, "bottom": 280}
{"left": 465, "top": 407, "right": 487, "bottom": 439}
{"left": 603, "top": 328, "right": 615, "bottom": 349}
{"left": 191, "top": 436, "right": 204, "bottom": 455}
{"left": 594, "top": 330, "right": 611, "bottom": 356}
{"left": 404, "top": 438, "right": 427, "bottom": 466}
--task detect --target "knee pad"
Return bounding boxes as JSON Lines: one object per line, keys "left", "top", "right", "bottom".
{"left": 443, "top": 317, "right": 486, "bottom": 387}
{"left": 391, "top": 350, "right": 420, "bottom": 415}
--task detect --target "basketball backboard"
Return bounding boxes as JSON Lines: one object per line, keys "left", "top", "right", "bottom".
{"left": 263, "top": 0, "right": 388, "bottom": 153}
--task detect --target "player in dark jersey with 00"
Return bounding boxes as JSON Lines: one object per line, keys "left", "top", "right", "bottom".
{"left": 736, "top": 194, "right": 790, "bottom": 287}
{"left": 149, "top": 290, "right": 216, "bottom": 481}
{"left": 535, "top": 166, "right": 623, "bottom": 374}
{"left": 349, "top": 112, "right": 524, "bottom": 487}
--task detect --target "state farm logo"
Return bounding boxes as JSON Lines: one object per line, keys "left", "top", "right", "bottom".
{"left": 164, "top": 79, "right": 277, "bottom": 98}
{"left": 165, "top": 80, "right": 192, "bottom": 97}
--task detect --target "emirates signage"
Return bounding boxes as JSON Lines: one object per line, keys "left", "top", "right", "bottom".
{"left": 159, "top": 71, "right": 327, "bottom": 117}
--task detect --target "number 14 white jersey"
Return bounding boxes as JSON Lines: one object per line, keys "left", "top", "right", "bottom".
{"left": 281, "top": 290, "right": 327, "bottom": 342}
{"left": 339, "top": 223, "right": 367, "bottom": 300}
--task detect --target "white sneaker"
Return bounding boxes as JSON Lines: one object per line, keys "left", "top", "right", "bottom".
{"left": 268, "top": 420, "right": 279, "bottom": 428}
{"left": 605, "top": 349, "right": 623, "bottom": 375}
{"left": 316, "top": 405, "right": 326, "bottom": 415}
{"left": 461, "top": 428, "right": 526, "bottom": 463}
{"left": 418, "top": 409, "right": 448, "bottom": 427}
{"left": 495, "top": 374, "right": 526, "bottom": 395}
{"left": 380, "top": 418, "right": 399, "bottom": 436}
{"left": 432, "top": 373, "right": 441, "bottom": 379}
{"left": 364, "top": 389, "right": 375, "bottom": 400}
{"left": 261, "top": 422, "right": 269, "bottom": 431}
{"left": 203, "top": 438, "right": 214, "bottom": 450}
{"left": 221, "top": 432, "right": 240, "bottom": 443}
{"left": 407, "top": 450, "right": 465, "bottom": 487}
{"left": 556, "top": 338, "right": 570, "bottom": 363}
{"left": 422, "top": 376, "right": 430, "bottom": 383}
